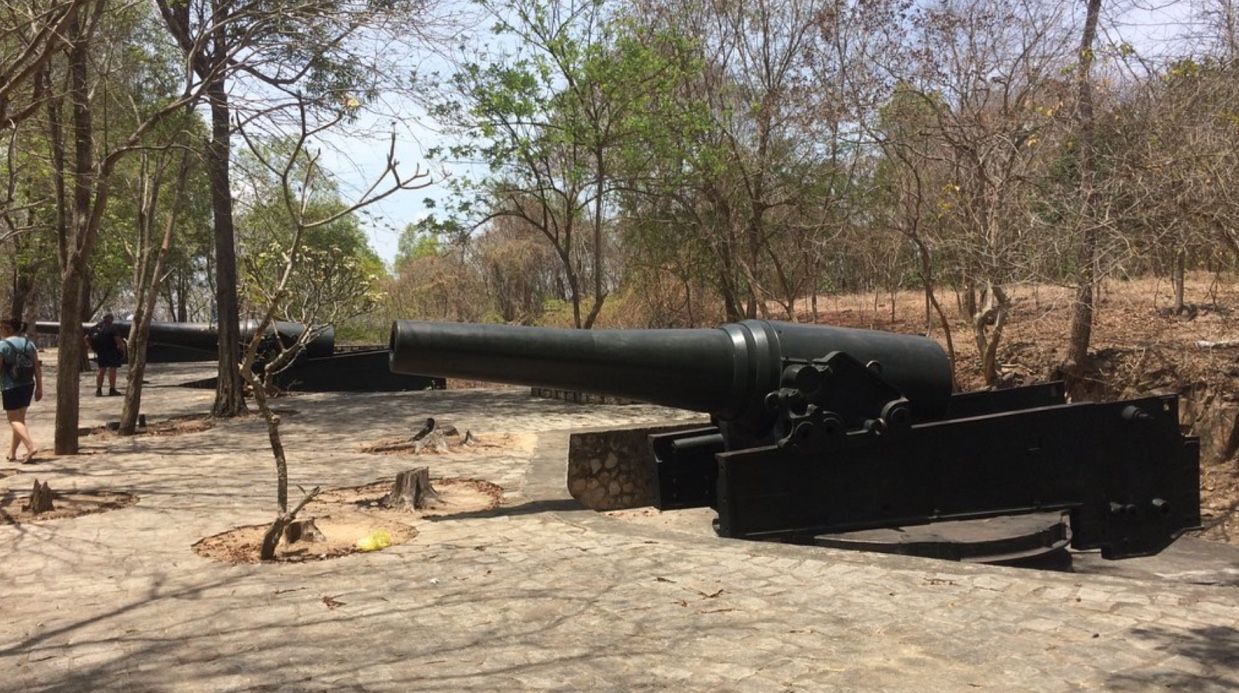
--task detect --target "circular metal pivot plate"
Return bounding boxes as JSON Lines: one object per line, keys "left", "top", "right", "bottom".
{"left": 812, "top": 512, "right": 1071, "bottom": 566}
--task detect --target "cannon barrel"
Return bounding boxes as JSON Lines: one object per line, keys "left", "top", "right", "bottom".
{"left": 35, "top": 320, "right": 335, "bottom": 359}
{"left": 389, "top": 320, "right": 953, "bottom": 422}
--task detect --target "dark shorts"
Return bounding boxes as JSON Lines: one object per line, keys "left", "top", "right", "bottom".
{"left": 97, "top": 350, "right": 124, "bottom": 368}
{"left": 3, "top": 383, "right": 34, "bottom": 411}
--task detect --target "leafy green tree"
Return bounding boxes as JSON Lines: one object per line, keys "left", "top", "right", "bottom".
{"left": 395, "top": 222, "right": 441, "bottom": 268}
{"left": 34, "top": 1, "right": 219, "bottom": 454}
{"left": 614, "top": 0, "right": 847, "bottom": 322}
{"left": 422, "top": 0, "right": 688, "bottom": 327}
{"left": 236, "top": 138, "right": 387, "bottom": 313}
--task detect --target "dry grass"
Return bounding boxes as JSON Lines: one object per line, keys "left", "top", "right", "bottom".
{"left": 789, "top": 273, "right": 1238, "bottom": 392}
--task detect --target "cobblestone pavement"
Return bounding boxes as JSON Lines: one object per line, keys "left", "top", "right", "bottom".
{"left": 0, "top": 362, "right": 1236, "bottom": 691}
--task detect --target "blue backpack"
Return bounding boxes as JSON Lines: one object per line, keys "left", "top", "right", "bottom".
{"left": 4, "top": 338, "right": 35, "bottom": 383}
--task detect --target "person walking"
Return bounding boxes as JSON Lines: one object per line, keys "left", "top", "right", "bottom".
{"left": 0, "top": 319, "right": 42, "bottom": 463}
{"left": 85, "top": 312, "right": 126, "bottom": 397}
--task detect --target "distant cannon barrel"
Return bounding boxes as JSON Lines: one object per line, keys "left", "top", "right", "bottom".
{"left": 35, "top": 319, "right": 335, "bottom": 359}
{"left": 389, "top": 320, "right": 953, "bottom": 422}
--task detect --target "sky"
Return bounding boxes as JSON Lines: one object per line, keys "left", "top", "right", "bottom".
{"left": 321, "top": 0, "right": 1208, "bottom": 267}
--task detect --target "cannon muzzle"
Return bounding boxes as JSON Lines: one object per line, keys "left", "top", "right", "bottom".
{"left": 389, "top": 320, "right": 953, "bottom": 423}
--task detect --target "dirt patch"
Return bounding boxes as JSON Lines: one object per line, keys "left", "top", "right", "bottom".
{"left": 193, "top": 477, "right": 503, "bottom": 564}
{"left": 145, "top": 415, "right": 215, "bottom": 436}
{"left": 80, "top": 413, "right": 215, "bottom": 438}
{"left": 0, "top": 488, "right": 137, "bottom": 525}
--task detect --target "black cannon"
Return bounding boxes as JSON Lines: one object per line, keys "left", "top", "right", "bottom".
{"left": 36, "top": 319, "right": 335, "bottom": 362}
{"left": 389, "top": 319, "right": 1200, "bottom": 559}
{"left": 35, "top": 319, "right": 442, "bottom": 392}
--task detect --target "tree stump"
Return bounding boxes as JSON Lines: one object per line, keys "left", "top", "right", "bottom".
{"left": 413, "top": 432, "right": 452, "bottom": 454}
{"left": 381, "top": 467, "right": 440, "bottom": 510}
{"left": 24, "top": 480, "right": 54, "bottom": 514}
{"left": 283, "top": 518, "right": 326, "bottom": 544}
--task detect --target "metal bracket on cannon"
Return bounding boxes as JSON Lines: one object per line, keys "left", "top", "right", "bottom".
{"left": 767, "top": 352, "right": 912, "bottom": 452}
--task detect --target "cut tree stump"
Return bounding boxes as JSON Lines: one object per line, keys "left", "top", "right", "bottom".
{"left": 381, "top": 467, "right": 440, "bottom": 510}
{"left": 413, "top": 432, "right": 452, "bottom": 454}
{"left": 24, "top": 480, "right": 54, "bottom": 514}
{"left": 283, "top": 518, "right": 326, "bottom": 544}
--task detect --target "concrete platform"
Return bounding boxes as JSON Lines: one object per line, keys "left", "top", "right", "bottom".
{"left": 0, "top": 361, "right": 1236, "bottom": 691}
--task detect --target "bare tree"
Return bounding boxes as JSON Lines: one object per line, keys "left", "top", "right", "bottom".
{"left": 236, "top": 106, "right": 429, "bottom": 560}
{"left": 901, "top": 0, "right": 1073, "bottom": 385}
{"left": 118, "top": 147, "right": 196, "bottom": 435}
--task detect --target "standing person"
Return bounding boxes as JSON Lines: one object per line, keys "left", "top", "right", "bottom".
{"left": 85, "top": 313, "right": 127, "bottom": 397}
{"left": 0, "top": 319, "right": 42, "bottom": 463}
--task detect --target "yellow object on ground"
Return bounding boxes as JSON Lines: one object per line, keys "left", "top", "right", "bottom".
{"left": 356, "top": 529, "right": 393, "bottom": 552}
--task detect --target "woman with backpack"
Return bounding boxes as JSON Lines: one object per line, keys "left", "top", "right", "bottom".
{"left": 0, "top": 319, "right": 42, "bottom": 463}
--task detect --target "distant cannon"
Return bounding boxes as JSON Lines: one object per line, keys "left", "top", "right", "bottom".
{"left": 389, "top": 319, "right": 1201, "bottom": 560}
{"left": 36, "top": 319, "right": 334, "bottom": 362}
{"left": 37, "top": 319, "right": 442, "bottom": 392}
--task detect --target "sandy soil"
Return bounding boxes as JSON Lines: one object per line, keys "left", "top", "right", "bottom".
{"left": 193, "top": 477, "right": 503, "bottom": 564}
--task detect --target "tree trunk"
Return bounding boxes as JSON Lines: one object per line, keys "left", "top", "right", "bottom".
{"left": 1065, "top": 0, "right": 1103, "bottom": 371}
{"left": 54, "top": 268, "right": 86, "bottom": 454}
{"left": 24, "top": 480, "right": 55, "bottom": 514}
{"left": 381, "top": 467, "right": 440, "bottom": 510}
{"left": 963, "top": 278, "right": 977, "bottom": 319}
{"left": 283, "top": 518, "right": 325, "bottom": 544}
{"left": 206, "top": 78, "right": 245, "bottom": 417}
{"left": 720, "top": 272, "right": 742, "bottom": 322}
{"left": 910, "top": 237, "right": 958, "bottom": 389}
{"left": 260, "top": 517, "right": 288, "bottom": 560}
{"left": 175, "top": 276, "right": 188, "bottom": 321}
{"left": 120, "top": 154, "right": 189, "bottom": 435}
{"left": 583, "top": 147, "right": 607, "bottom": 329}
{"left": 923, "top": 287, "right": 931, "bottom": 331}
{"left": 1173, "top": 249, "right": 1186, "bottom": 314}
{"left": 973, "top": 283, "right": 1010, "bottom": 386}
{"left": 53, "top": 19, "right": 97, "bottom": 455}
{"left": 249, "top": 365, "right": 322, "bottom": 561}
{"left": 77, "top": 271, "right": 92, "bottom": 372}
{"left": 9, "top": 267, "right": 34, "bottom": 327}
